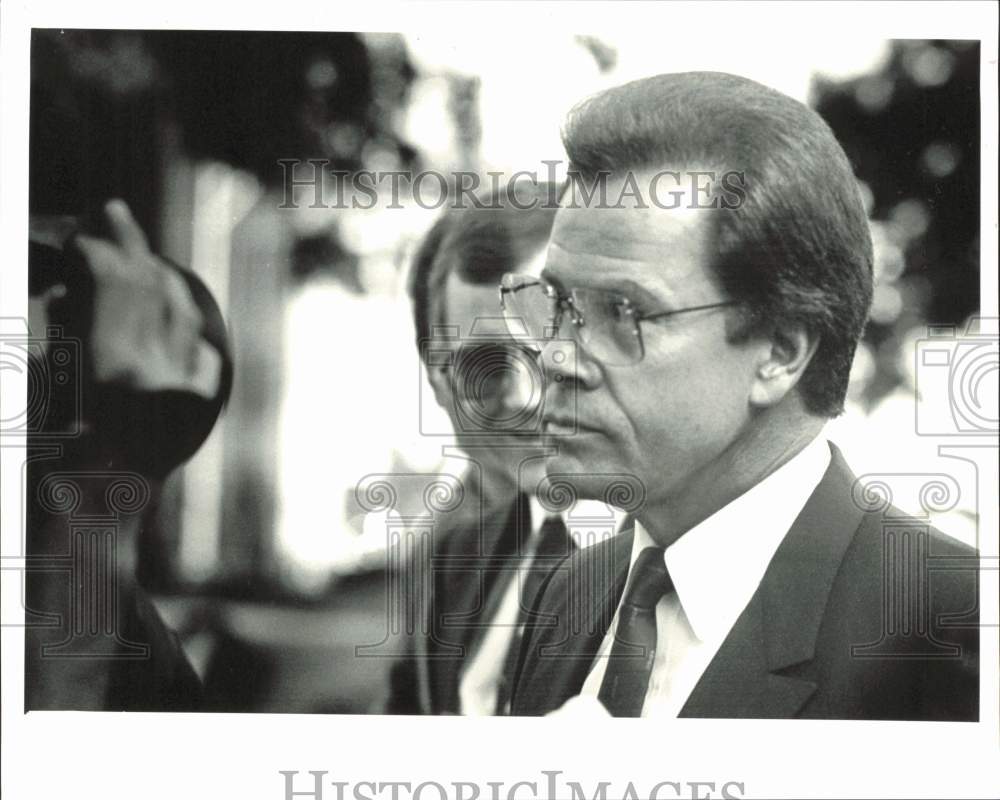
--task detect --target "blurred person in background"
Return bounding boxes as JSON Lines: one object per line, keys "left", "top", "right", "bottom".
{"left": 386, "top": 181, "right": 623, "bottom": 715}
{"left": 25, "top": 200, "right": 232, "bottom": 710}
{"left": 503, "top": 71, "right": 979, "bottom": 720}
{"left": 23, "top": 184, "right": 615, "bottom": 715}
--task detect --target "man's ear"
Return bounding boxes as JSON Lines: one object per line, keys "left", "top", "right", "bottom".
{"left": 427, "top": 361, "right": 452, "bottom": 408}
{"left": 748, "top": 324, "right": 819, "bottom": 408}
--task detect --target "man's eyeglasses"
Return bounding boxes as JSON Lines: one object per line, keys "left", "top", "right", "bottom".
{"left": 499, "top": 273, "right": 738, "bottom": 366}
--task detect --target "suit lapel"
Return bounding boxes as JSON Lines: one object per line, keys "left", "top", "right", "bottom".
{"left": 681, "top": 444, "right": 865, "bottom": 718}
{"left": 433, "top": 493, "right": 529, "bottom": 710}
{"left": 511, "top": 527, "right": 634, "bottom": 714}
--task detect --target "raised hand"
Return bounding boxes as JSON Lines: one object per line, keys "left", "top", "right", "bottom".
{"left": 69, "top": 199, "right": 221, "bottom": 400}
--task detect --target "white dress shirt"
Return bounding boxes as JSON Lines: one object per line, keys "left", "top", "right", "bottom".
{"left": 459, "top": 497, "right": 623, "bottom": 715}
{"left": 576, "top": 436, "right": 832, "bottom": 717}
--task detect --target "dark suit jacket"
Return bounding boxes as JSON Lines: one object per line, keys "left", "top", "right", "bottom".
{"left": 510, "top": 444, "right": 980, "bottom": 720}
{"left": 385, "top": 492, "right": 537, "bottom": 714}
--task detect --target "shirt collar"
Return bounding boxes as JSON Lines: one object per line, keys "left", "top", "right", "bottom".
{"left": 632, "top": 436, "right": 832, "bottom": 644}
{"left": 529, "top": 496, "right": 626, "bottom": 543}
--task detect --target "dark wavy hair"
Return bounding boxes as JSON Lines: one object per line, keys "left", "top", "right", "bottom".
{"left": 561, "top": 71, "right": 873, "bottom": 417}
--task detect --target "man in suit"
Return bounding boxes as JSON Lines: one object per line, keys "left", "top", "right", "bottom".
{"left": 385, "top": 182, "right": 622, "bottom": 715}
{"left": 501, "top": 72, "right": 979, "bottom": 719}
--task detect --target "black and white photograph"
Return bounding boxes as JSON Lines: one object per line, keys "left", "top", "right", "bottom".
{"left": 2, "top": 3, "right": 998, "bottom": 799}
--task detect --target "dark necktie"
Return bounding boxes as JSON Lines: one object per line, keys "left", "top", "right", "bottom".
{"left": 597, "top": 546, "right": 673, "bottom": 717}
{"left": 494, "top": 513, "right": 576, "bottom": 714}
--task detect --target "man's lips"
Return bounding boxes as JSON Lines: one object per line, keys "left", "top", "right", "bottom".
{"left": 542, "top": 415, "right": 601, "bottom": 435}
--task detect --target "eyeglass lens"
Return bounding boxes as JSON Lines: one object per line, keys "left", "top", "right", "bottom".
{"left": 503, "top": 280, "right": 642, "bottom": 365}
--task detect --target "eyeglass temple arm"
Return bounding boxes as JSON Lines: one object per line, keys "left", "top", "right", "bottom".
{"left": 498, "top": 279, "right": 545, "bottom": 309}
{"left": 639, "top": 299, "right": 738, "bottom": 322}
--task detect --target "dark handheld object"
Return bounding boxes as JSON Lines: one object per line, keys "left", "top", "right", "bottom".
{"left": 28, "top": 220, "right": 233, "bottom": 479}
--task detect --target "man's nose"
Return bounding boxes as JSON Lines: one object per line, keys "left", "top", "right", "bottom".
{"left": 538, "top": 337, "right": 579, "bottom": 387}
{"left": 538, "top": 307, "right": 601, "bottom": 388}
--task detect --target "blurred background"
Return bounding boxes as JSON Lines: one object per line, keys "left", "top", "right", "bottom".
{"left": 29, "top": 30, "right": 984, "bottom": 712}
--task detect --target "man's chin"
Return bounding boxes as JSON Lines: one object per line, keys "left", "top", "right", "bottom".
{"left": 542, "top": 446, "right": 646, "bottom": 509}
{"left": 545, "top": 436, "right": 599, "bottom": 472}
{"left": 541, "top": 453, "right": 600, "bottom": 501}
